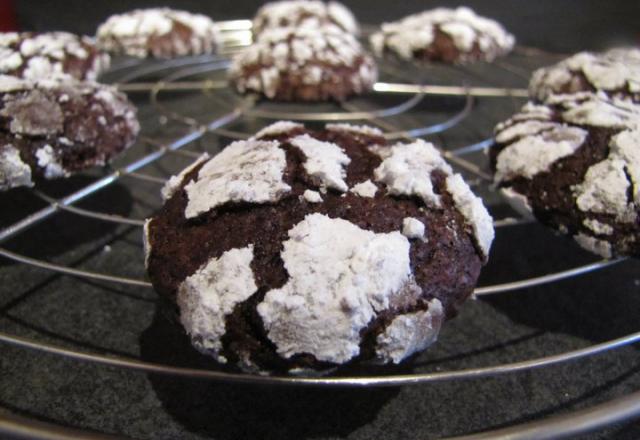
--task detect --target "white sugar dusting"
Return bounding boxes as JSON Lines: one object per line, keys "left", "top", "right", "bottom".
{"left": 142, "top": 219, "right": 152, "bottom": 268}
{"left": 97, "top": 8, "right": 219, "bottom": 58}
{"left": 257, "top": 213, "right": 418, "bottom": 364}
{"left": 557, "top": 93, "right": 640, "bottom": 127}
{"left": 402, "top": 217, "right": 426, "bottom": 240}
{"left": 177, "top": 246, "right": 257, "bottom": 363}
{"left": 35, "top": 144, "right": 67, "bottom": 179}
{"left": 161, "top": 153, "right": 210, "bottom": 201}
{"left": 583, "top": 218, "right": 614, "bottom": 236}
{"left": 326, "top": 123, "right": 383, "bottom": 137}
{"left": 373, "top": 139, "right": 452, "bottom": 207}
{"left": 303, "top": 189, "right": 323, "bottom": 203}
{"left": 254, "top": 121, "right": 303, "bottom": 138}
{"left": 290, "top": 134, "right": 351, "bottom": 192}
{"left": 574, "top": 233, "right": 613, "bottom": 259}
{"left": 573, "top": 158, "right": 636, "bottom": 223}
{"left": 350, "top": 179, "right": 378, "bottom": 198}
{"left": 0, "top": 144, "right": 32, "bottom": 190}
{"left": 0, "top": 74, "right": 27, "bottom": 92}
{"left": 609, "top": 129, "right": 640, "bottom": 204}
{"left": 494, "top": 126, "right": 587, "bottom": 182}
{"left": 376, "top": 299, "right": 443, "bottom": 363}
{"left": 184, "top": 140, "right": 291, "bottom": 219}
{"left": 446, "top": 174, "right": 495, "bottom": 260}
{"left": 494, "top": 120, "right": 556, "bottom": 144}
{"left": 499, "top": 187, "right": 533, "bottom": 218}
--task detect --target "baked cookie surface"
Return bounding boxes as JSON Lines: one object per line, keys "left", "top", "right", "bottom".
{"left": 0, "top": 32, "right": 109, "bottom": 81}
{"left": 529, "top": 48, "right": 640, "bottom": 102}
{"left": 96, "top": 8, "right": 219, "bottom": 58}
{"left": 252, "top": 0, "right": 358, "bottom": 36}
{"left": 229, "top": 26, "right": 377, "bottom": 102}
{"left": 491, "top": 92, "right": 640, "bottom": 258}
{"left": 0, "top": 75, "right": 139, "bottom": 191}
{"left": 145, "top": 122, "right": 494, "bottom": 374}
{"left": 370, "top": 7, "right": 515, "bottom": 63}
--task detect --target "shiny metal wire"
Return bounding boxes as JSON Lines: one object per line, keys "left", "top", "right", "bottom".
{"left": 0, "top": 19, "right": 638, "bottom": 440}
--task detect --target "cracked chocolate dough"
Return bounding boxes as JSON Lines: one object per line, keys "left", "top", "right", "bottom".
{"left": 490, "top": 92, "right": 640, "bottom": 258}
{"left": 529, "top": 47, "right": 640, "bottom": 102}
{"left": 229, "top": 25, "right": 377, "bottom": 102}
{"left": 96, "top": 8, "right": 220, "bottom": 58}
{"left": 144, "top": 121, "right": 494, "bottom": 374}
{"left": 0, "top": 75, "right": 139, "bottom": 191}
{"left": 0, "top": 32, "right": 109, "bottom": 81}
{"left": 370, "top": 6, "right": 514, "bottom": 64}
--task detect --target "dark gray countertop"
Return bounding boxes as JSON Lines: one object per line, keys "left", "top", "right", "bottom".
{"left": 1, "top": 1, "right": 640, "bottom": 439}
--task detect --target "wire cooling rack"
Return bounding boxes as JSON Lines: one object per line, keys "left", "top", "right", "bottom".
{"left": 1, "top": 21, "right": 639, "bottom": 439}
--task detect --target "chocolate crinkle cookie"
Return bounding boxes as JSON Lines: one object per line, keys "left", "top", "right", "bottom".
{"left": 0, "top": 75, "right": 139, "bottom": 191}
{"left": 370, "top": 7, "right": 515, "bottom": 64}
{"left": 96, "top": 8, "right": 220, "bottom": 58}
{"left": 144, "top": 121, "right": 494, "bottom": 375}
{"left": 490, "top": 92, "right": 640, "bottom": 258}
{"left": 529, "top": 47, "right": 640, "bottom": 102}
{"left": 229, "top": 26, "right": 377, "bottom": 102}
{"left": 252, "top": 0, "right": 359, "bottom": 36}
{"left": 0, "top": 32, "right": 109, "bottom": 81}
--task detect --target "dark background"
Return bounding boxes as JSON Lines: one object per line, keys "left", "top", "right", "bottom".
{"left": 14, "top": 0, "right": 640, "bottom": 53}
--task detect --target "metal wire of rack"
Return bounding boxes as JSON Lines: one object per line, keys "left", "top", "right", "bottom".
{"left": 0, "top": 20, "right": 639, "bottom": 439}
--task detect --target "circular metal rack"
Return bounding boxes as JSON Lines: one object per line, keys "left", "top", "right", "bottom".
{"left": 0, "top": 20, "right": 639, "bottom": 439}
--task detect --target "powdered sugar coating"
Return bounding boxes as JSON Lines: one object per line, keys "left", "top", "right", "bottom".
{"left": 499, "top": 187, "right": 533, "bottom": 218}
{"left": 446, "top": 174, "right": 495, "bottom": 260}
{"left": 35, "top": 144, "right": 67, "bottom": 179}
{"left": 326, "top": 123, "right": 383, "bottom": 137}
{"left": 161, "top": 153, "right": 210, "bottom": 201}
{"left": 530, "top": 48, "right": 640, "bottom": 102}
{"left": 0, "top": 144, "right": 32, "bottom": 190}
{"left": 402, "top": 217, "right": 426, "bottom": 240}
{"left": 177, "top": 246, "right": 257, "bottom": 363}
{"left": 373, "top": 139, "right": 453, "bottom": 207}
{"left": 574, "top": 233, "right": 613, "bottom": 259}
{"left": 142, "top": 219, "right": 152, "bottom": 268}
{"left": 253, "top": 0, "right": 359, "bottom": 36}
{"left": 376, "top": 299, "right": 443, "bottom": 364}
{"left": 0, "top": 32, "right": 109, "bottom": 81}
{"left": 583, "top": 218, "right": 614, "bottom": 236}
{"left": 350, "top": 179, "right": 378, "bottom": 198}
{"left": 96, "top": 8, "right": 220, "bottom": 58}
{"left": 494, "top": 126, "right": 588, "bottom": 182}
{"left": 553, "top": 92, "right": 640, "bottom": 127}
{"left": 290, "top": 134, "right": 351, "bottom": 192}
{"left": 229, "top": 25, "right": 377, "bottom": 101}
{"left": 370, "top": 6, "right": 514, "bottom": 63}
{"left": 257, "top": 214, "right": 417, "bottom": 364}
{"left": 184, "top": 140, "right": 291, "bottom": 218}
{"left": 573, "top": 158, "right": 636, "bottom": 223}
{"left": 610, "top": 129, "right": 640, "bottom": 204}
{"left": 303, "top": 189, "right": 323, "bottom": 203}
{"left": 254, "top": 121, "right": 303, "bottom": 138}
